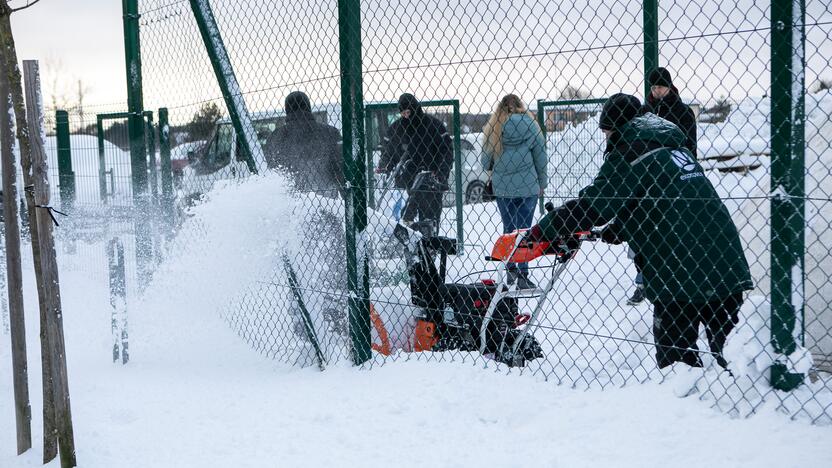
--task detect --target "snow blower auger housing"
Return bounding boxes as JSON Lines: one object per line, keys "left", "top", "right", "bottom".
{"left": 394, "top": 220, "right": 546, "bottom": 367}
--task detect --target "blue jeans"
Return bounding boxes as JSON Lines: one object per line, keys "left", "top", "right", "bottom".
{"left": 496, "top": 196, "right": 538, "bottom": 275}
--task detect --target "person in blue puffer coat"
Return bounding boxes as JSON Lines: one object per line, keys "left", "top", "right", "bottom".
{"left": 481, "top": 94, "right": 548, "bottom": 289}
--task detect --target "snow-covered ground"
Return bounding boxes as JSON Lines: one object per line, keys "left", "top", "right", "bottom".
{"left": 2, "top": 354, "right": 831, "bottom": 468}
{"left": 1, "top": 173, "right": 830, "bottom": 467}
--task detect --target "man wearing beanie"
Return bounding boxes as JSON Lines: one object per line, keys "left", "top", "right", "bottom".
{"left": 616, "top": 68, "right": 700, "bottom": 305}
{"left": 377, "top": 93, "right": 453, "bottom": 232}
{"left": 526, "top": 93, "right": 752, "bottom": 372}
{"left": 264, "top": 91, "right": 344, "bottom": 197}
{"left": 264, "top": 91, "right": 348, "bottom": 348}
{"left": 645, "top": 67, "right": 697, "bottom": 155}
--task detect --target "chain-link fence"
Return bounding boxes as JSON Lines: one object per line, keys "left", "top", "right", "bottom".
{"left": 41, "top": 0, "right": 832, "bottom": 423}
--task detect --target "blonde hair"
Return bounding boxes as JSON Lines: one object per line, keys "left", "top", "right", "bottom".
{"left": 482, "top": 94, "right": 538, "bottom": 158}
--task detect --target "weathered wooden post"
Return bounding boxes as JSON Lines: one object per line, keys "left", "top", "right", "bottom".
{"left": 24, "top": 59, "right": 77, "bottom": 468}
{"left": 0, "top": 30, "right": 31, "bottom": 456}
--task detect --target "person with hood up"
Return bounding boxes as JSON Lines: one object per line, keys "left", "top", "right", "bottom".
{"left": 264, "top": 91, "right": 348, "bottom": 347}
{"left": 377, "top": 93, "right": 453, "bottom": 232}
{"left": 524, "top": 93, "right": 752, "bottom": 371}
{"left": 264, "top": 91, "right": 343, "bottom": 198}
{"left": 481, "top": 94, "right": 547, "bottom": 289}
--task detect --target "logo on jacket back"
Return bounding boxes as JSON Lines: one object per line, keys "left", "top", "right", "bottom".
{"left": 670, "top": 149, "right": 696, "bottom": 172}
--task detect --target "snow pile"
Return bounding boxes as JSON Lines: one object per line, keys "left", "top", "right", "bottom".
{"left": 546, "top": 112, "right": 605, "bottom": 199}
{"left": 699, "top": 96, "right": 771, "bottom": 160}
{"left": 133, "top": 172, "right": 303, "bottom": 367}
{"left": 803, "top": 90, "right": 832, "bottom": 367}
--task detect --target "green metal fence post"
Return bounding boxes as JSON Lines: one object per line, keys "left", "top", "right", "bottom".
{"left": 144, "top": 112, "right": 159, "bottom": 207}
{"left": 158, "top": 108, "right": 174, "bottom": 227}
{"left": 55, "top": 110, "right": 74, "bottom": 211}
{"left": 189, "top": 0, "right": 264, "bottom": 174}
{"left": 122, "top": 0, "right": 152, "bottom": 287}
{"left": 642, "top": 0, "right": 659, "bottom": 99}
{"left": 536, "top": 101, "right": 546, "bottom": 214}
{"left": 365, "top": 112, "right": 375, "bottom": 209}
{"left": 770, "top": 0, "right": 806, "bottom": 391}
{"left": 338, "top": 0, "right": 371, "bottom": 365}
{"left": 452, "top": 100, "right": 464, "bottom": 252}
{"left": 95, "top": 115, "right": 108, "bottom": 203}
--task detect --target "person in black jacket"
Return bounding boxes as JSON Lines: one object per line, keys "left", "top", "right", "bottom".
{"left": 644, "top": 67, "right": 697, "bottom": 155}
{"left": 264, "top": 91, "right": 343, "bottom": 198}
{"left": 623, "top": 68, "right": 699, "bottom": 305}
{"left": 377, "top": 93, "right": 453, "bottom": 231}
{"left": 264, "top": 91, "right": 348, "bottom": 348}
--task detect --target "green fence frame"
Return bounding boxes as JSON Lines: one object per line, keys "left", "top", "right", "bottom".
{"left": 158, "top": 108, "right": 174, "bottom": 228}
{"left": 338, "top": 0, "right": 371, "bottom": 365}
{"left": 535, "top": 97, "right": 607, "bottom": 214}
{"left": 770, "top": 0, "right": 806, "bottom": 391}
{"left": 96, "top": 111, "right": 162, "bottom": 205}
{"left": 55, "top": 110, "right": 75, "bottom": 211}
{"left": 364, "top": 99, "right": 464, "bottom": 251}
{"left": 642, "top": 0, "right": 659, "bottom": 100}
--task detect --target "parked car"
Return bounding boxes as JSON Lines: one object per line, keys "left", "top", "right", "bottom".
{"left": 452, "top": 132, "right": 491, "bottom": 205}
{"left": 179, "top": 107, "right": 336, "bottom": 201}
{"left": 370, "top": 132, "right": 490, "bottom": 208}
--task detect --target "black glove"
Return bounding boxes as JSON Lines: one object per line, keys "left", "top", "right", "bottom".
{"left": 526, "top": 224, "right": 544, "bottom": 243}
{"left": 600, "top": 223, "right": 623, "bottom": 245}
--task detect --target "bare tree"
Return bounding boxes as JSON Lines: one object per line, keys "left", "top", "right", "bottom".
{"left": 43, "top": 57, "right": 71, "bottom": 114}
{"left": 41, "top": 58, "right": 91, "bottom": 121}
{"left": 3, "top": 0, "right": 40, "bottom": 13}
{"left": 74, "top": 78, "right": 90, "bottom": 122}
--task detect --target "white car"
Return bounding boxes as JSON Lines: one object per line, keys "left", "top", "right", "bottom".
{"left": 179, "top": 108, "right": 335, "bottom": 202}
{"left": 371, "top": 132, "right": 491, "bottom": 210}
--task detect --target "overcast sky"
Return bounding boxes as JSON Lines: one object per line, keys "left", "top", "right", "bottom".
{"left": 8, "top": 0, "right": 831, "bottom": 123}
{"left": 11, "top": 0, "right": 127, "bottom": 107}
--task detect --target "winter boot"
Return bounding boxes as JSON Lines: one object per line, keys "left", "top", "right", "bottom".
{"left": 516, "top": 274, "right": 537, "bottom": 290}
{"left": 626, "top": 285, "right": 645, "bottom": 305}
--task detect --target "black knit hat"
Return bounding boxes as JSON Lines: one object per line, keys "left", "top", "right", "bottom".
{"left": 398, "top": 93, "right": 423, "bottom": 115}
{"left": 285, "top": 91, "right": 312, "bottom": 114}
{"left": 599, "top": 93, "right": 642, "bottom": 131}
{"left": 648, "top": 67, "right": 673, "bottom": 88}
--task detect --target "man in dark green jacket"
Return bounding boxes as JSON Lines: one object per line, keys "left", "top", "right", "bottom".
{"left": 526, "top": 93, "right": 752, "bottom": 369}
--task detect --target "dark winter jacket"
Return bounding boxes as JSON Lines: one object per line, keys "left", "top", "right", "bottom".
{"left": 534, "top": 113, "right": 752, "bottom": 303}
{"left": 378, "top": 96, "right": 453, "bottom": 190}
{"left": 264, "top": 92, "right": 343, "bottom": 197}
{"left": 644, "top": 88, "right": 697, "bottom": 156}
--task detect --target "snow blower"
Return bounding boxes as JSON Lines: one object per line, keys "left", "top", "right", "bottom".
{"left": 393, "top": 202, "right": 598, "bottom": 367}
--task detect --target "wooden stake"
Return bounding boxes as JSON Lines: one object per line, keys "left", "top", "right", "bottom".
{"left": 24, "top": 59, "right": 76, "bottom": 468}
{"left": 0, "top": 31, "right": 31, "bottom": 455}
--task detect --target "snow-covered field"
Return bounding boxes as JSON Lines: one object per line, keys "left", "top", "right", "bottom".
{"left": 2, "top": 92, "right": 832, "bottom": 465}
{"left": 1, "top": 171, "right": 830, "bottom": 466}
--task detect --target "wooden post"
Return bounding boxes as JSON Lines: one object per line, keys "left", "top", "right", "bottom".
{"left": 0, "top": 32, "right": 31, "bottom": 456}
{"left": 24, "top": 60, "right": 77, "bottom": 468}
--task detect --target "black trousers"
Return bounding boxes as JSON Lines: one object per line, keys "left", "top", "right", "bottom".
{"left": 401, "top": 173, "right": 444, "bottom": 230}
{"left": 652, "top": 293, "right": 743, "bottom": 369}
